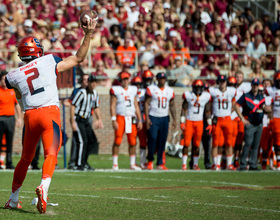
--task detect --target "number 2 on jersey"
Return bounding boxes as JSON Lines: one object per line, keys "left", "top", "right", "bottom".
{"left": 25, "top": 68, "right": 45, "bottom": 95}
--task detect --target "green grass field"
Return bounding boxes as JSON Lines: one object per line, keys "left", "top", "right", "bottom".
{"left": 0, "top": 155, "right": 280, "bottom": 219}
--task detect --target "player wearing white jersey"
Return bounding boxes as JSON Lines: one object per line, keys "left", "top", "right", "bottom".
{"left": 180, "top": 79, "right": 211, "bottom": 170}
{"left": 110, "top": 72, "right": 142, "bottom": 170}
{"left": 266, "top": 72, "right": 280, "bottom": 170}
{"left": 145, "top": 72, "right": 176, "bottom": 170}
{"left": 4, "top": 18, "right": 97, "bottom": 213}
{"left": 209, "top": 75, "right": 237, "bottom": 171}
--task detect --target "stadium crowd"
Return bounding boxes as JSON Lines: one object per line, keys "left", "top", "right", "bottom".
{"left": 0, "top": 0, "right": 279, "bottom": 81}
{"left": 0, "top": 0, "right": 280, "bottom": 172}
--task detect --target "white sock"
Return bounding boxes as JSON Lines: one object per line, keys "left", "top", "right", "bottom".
{"left": 277, "top": 156, "right": 280, "bottom": 160}
{"left": 235, "top": 156, "right": 239, "bottom": 160}
{"left": 130, "top": 155, "right": 136, "bottom": 166}
{"left": 0, "top": 153, "right": 5, "bottom": 162}
{"left": 193, "top": 156, "right": 199, "bottom": 166}
{"left": 212, "top": 157, "right": 217, "bottom": 165}
{"left": 140, "top": 149, "right": 146, "bottom": 165}
{"left": 10, "top": 187, "right": 21, "bottom": 202}
{"left": 41, "top": 177, "right": 51, "bottom": 192}
{"left": 182, "top": 155, "right": 188, "bottom": 166}
{"left": 226, "top": 155, "right": 233, "bottom": 166}
{"left": 269, "top": 159, "right": 274, "bottom": 167}
{"left": 113, "top": 155, "right": 118, "bottom": 166}
{"left": 217, "top": 155, "right": 222, "bottom": 166}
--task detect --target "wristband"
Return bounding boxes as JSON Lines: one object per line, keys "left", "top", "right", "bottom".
{"left": 111, "top": 116, "right": 116, "bottom": 121}
{"left": 180, "top": 116, "right": 186, "bottom": 123}
{"left": 207, "top": 118, "right": 212, "bottom": 125}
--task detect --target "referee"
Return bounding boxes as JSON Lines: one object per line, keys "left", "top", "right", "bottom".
{"left": 234, "top": 78, "right": 271, "bottom": 171}
{"left": 70, "top": 75, "right": 103, "bottom": 171}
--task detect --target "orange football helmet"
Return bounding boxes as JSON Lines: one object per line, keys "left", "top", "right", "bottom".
{"left": 131, "top": 76, "right": 143, "bottom": 85}
{"left": 17, "top": 36, "right": 44, "bottom": 61}
{"left": 141, "top": 70, "right": 154, "bottom": 80}
{"left": 274, "top": 71, "right": 280, "bottom": 89}
{"left": 192, "top": 79, "right": 204, "bottom": 87}
{"left": 192, "top": 79, "right": 204, "bottom": 96}
{"left": 227, "top": 76, "right": 237, "bottom": 87}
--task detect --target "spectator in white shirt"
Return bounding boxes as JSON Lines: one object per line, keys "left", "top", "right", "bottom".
{"left": 128, "top": 2, "right": 139, "bottom": 28}
{"left": 246, "top": 34, "right": 267, "bottom": 66}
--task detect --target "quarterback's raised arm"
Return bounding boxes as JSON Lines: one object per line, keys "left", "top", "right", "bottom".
{"left": 57, "top": 19, "right": 96, "bottom": 73}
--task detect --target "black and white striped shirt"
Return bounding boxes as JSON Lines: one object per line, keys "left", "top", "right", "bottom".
{"left": 72, "top": 87, "right": 100, "bottom": 119}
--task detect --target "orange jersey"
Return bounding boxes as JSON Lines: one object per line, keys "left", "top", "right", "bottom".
{"left": 116, "top": 46, "right": 137, "bottom": 65}
{"left": 171, "top": 48, "right": 191, "bottom": 63}
{"left": 0, "top": 87, "right": 18, "bottom": 116}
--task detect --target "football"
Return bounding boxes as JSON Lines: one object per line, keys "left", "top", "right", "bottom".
{"left": 80, "top": 10, "right": 99, "bottom": 26}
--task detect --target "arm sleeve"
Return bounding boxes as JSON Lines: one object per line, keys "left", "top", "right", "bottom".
{"left": 145, "top": 87, "right": 152, "bottom": 97}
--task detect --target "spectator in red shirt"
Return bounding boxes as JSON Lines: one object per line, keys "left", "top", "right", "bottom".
{"left": 53, "top": 9, "right": 67, "bottom": 29}
{"left": 65, "top": 0, "right": 78, "bottom": 22}
{"left": 96, "top": 17, "right": 110, "bottom": 39}
{"left": 205, "top": 12, "right": 225, "bottom": 39}
{"left": 214, "top": 0, "right": 227, "bottom": 16}
{"left": 262, "top": 25, "right": 274, "bottom": 47}
{"left": 154, "top": 41, "right": 174, "bottom": 70}
{"left": 38, "top": 4, "right": 54, "bottom": 24}
{"left": 189, "top": 30, "right": 205, "bottom": 67}
{"left": 200, "top": 56, "right": 221, "bottom": 86}
{"left": 133, "top": 13, "right": 148, "bottom": 34}
{"left": 114, "top": 2, "right": 128, "bottom": 31}
{"left": 94, "top": 36, "right": 116, "bottom": 69}
{"left": 92, "top": 60, "right": 111, "bottom": 88}
{"left": 168, "top": 18, "right": 187, "bottom": 43}
{"left": 116, "top": 37, "right": 137, "bottom": 68}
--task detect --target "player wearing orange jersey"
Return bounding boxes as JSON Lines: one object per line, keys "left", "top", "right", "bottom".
{"left": 133, "top": 70, "right": 154, "bottom": 169}
{"left": 209, "top": 75, "right": 237, "bottom": 171}
{"left": 266, "top": 72, "right": 280, "bottom": 170}
{"left": 180, "top": 80, "right": 211, "bottom": 170}
{"left": 4, "top": 18, "right": 97, "bottom": 213}
{"left": 110, "top": 72, "right": 143, "bottom": 170}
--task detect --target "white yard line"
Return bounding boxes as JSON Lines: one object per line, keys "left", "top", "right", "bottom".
{"left": 1, "top": 189, "right": 279, "bottom": 213}
{"left": 100, "top": 175, "right": 262, "bottom": 188}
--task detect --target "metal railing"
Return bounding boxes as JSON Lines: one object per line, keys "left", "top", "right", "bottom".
{"left": 2, "top": 49, "right": 279, "bottom": 72}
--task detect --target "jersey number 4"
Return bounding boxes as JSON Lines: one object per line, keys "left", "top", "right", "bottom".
{"left": 25, "top": 68, "right": 45, "bottom": 96}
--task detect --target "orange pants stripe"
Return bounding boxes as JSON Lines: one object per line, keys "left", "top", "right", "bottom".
{"left": 232, "top": 118, "right": 239, "bottom": 147}
{"left": 212, "top": 116, "right": 233, "bottom": 147}
{"left": 273, "top": 118, "right": 280, "bottom": 146}
{"left": 137, "top": 123, "right": 147, "bottom": 147}
{"left": 184, "top": 120, "right": 203, "bottom": 147}
{"left": 114, "top": 115, "right": 137, "bottom": 146}
{"left": 260, "top": 127, "right": 274, "bottom": 152}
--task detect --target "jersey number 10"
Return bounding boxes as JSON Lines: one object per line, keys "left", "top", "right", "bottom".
{"left": 158, "top": 97, "right": 167, "bottom": 109}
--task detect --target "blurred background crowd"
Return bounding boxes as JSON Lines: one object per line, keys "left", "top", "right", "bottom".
{"left": 0, "top": 0, "right": 280, "bottom": 87}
